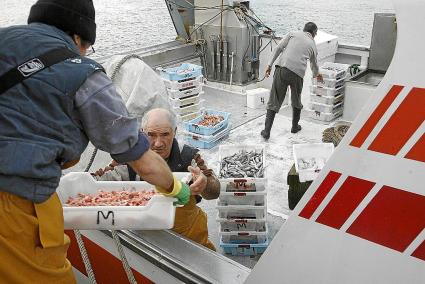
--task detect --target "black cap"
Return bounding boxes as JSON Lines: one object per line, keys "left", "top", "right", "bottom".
{"left": 28, "top": 0, "right": 96, "bottom": 44}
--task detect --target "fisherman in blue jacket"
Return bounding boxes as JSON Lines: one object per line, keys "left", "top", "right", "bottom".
{"left": 0, "top": 0, "right": 190, "bottom": 282}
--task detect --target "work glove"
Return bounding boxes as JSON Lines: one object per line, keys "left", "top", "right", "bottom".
{"left": 156, "top": 175, "right": 191, "bottom": 205}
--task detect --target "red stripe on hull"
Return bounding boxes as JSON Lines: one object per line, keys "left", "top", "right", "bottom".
{"left": 350, "top": 85, "right": 404, "bottom": 148}
{"left": 299, "top": 171, "right": 342, "bottom": 219}
{"left": 347, "top": 186, "right": 425, "bottom": 252}
{"left": 316, "top": 176, "right": 375, "bottom": 229}
{"left": 368, "top": 88, "right": 425, "bottom": 156}
{"left": 405, "top": 134, "right": 425, "bottom": 163}
{"left": 412, "top": 240, "right": 425, "bottom": 261}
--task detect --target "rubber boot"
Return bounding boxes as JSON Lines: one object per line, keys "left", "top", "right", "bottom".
{"left": 260, "top": 109, "right": 276, "bottom": 140}
{"left": 291, "top": 107, "right": 302, "bottom": 133}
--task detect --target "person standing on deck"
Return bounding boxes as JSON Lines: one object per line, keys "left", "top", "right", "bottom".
{"left": 261, "top": 22, "right": 323, "bottom": 139}
{"left": 0, "top": 0, "right": 190, "bottom": 282}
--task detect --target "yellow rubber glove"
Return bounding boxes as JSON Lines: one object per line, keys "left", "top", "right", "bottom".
{"left": 156, "top": 175, "right": 191, "bottom": 205}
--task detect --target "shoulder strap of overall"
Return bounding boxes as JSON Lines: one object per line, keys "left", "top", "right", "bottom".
{"left": 0, "top": 47, "right": 78, "bottom": 94}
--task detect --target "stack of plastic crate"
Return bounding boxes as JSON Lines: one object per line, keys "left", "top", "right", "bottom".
{"left": 158, "top": 63, "right": 205, "bottom": 122}
{"left": 181, "top": 109, "right": 231, "bottom": 149}
{"left": 308, "top": 62, "right": 350, "bottom": 122}
{"left": 216, "top": 145, "right": 269, "bottom": 256}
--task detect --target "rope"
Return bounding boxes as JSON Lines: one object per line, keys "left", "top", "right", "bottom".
{"left": 322, "top": 124, "right": 350, "bottom": 146}
{"left": 81, "top": 54, "right": 144, "bottom": 284}
{"left": 112, "top": 230, "right": 137, "bottom": 284}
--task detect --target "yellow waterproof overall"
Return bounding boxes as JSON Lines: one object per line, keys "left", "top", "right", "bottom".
{"left": 173, "top": 196, "right": 216, "bottom": 251}
{"left": 0, "top": 191, "right": 75, "bottom": 283}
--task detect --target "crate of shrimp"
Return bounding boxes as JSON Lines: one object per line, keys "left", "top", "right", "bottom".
{"left": 158, "top": 63, "right": 203, "bottom": 81}
{"left": 219, "top": 145, "right": 266, "bottom": 180}
{"left": 293, "top": 143, "right": 335, "bottom": 182}
{"left": 57, "top": 172, "right": 180, "bottom": 230}
{"left": 184, "top": 109, "right": 231, "bottom": 136}
{"left": 184, "top": 123, "right": 231, "bottom": 149}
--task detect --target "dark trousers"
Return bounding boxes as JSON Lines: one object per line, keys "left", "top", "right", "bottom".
{"left": 267, "top": 66, "right": 304, "bottom": 112}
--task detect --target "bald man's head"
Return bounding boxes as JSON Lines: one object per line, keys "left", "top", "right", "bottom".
{"left": 141, "top": 108, "right": 177, "bottom": 159}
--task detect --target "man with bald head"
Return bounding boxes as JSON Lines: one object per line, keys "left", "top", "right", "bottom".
{"left": 95, "top": 108, "right": 220, "bottom": 250}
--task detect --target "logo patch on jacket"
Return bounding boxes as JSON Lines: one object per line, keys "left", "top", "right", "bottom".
{"left": 18, "top": 58, "right": 44, "bottom": 77}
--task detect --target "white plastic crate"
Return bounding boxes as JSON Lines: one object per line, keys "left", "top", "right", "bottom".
{"left": 169, "top": 92, "right": 202, "bottom": 108}
{"left": 177, "top": 110, "right": 203, "bottom": 123}
{"left": 216, "top": 217, "right": 266, "bottom": 232}
{"left": 246, "top": 88, "right": 269, "bottom": 109}
{"left": 293, "top": 143, "right": 335, "bottom": 182}
{"left": 218, "top": 191, "right": 266, "bottom": 206}
{"left": 217, "top": 202, "right": 267, "bottom": 220}
{"left": 310, "top": 93, "right": 344, "bottom": 105}
{"left": 163, "top": 75, "right": 203, "bottom": 90}
{"left": 308, "top": 108, "right": 343, "bottom": 122}
{"left": 158, "top": 63, "right": 203, "bottom": 81}
{"left": 56, "top": 172, "right": 176, "bottom": 230}
{"left": 219, "top": 145, "right": 266, "bottom": 180}
{"left": 220, "top": 240, "right": 268, "bottom": 256}
{"left": 219, "top": 178, "right": 266, "bottom": 192}
{"left": 309, "top": 101, "right": 343, "bottom": 113}
{"left": 172, "top": 100, "right": 203, "bottom": 115}
{"left": 312, "top": 77, "right": 345, "bottom": 89}
{"left": 310, "top": 85, "right": 345, "bottom": 97}
{"left": 168, "top": 85, "right": 203, "bottom": 99}
{"left": 219, "top": 223, "right": 268, "bottom": 244}
{"left": 320, "top": 62, "right": 351, "bottom": 80}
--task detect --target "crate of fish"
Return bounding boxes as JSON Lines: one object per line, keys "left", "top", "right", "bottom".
{"left": 220, "top": 240, "right": 269, "bottom": 256}
{"left": 220, "top": 223, "right": 268, "bottom": 244}
{"left": 169, "top": 92, "right": 202, "bottom": 108}
{"left": 216, "top": 202, "right": 267, "bottom": 220}
{"left": 184, "top": 123, "right": 230, "bottom": 149}
{"left": 168, "top": 85, "right": 203, "bottom": 99}
{"left": 216, "top": 217, "right": 267, "bottom": 232}
{"left": 310, "top": 93, "right": 344, "bottom": 105}
{"left": 319, "top": 62, "right": 350, "bottom": 80}
{"left": 310, "top": 85, "right": 345, "bottom": 97}
{"left": 219, "top": 145, "right": 266, "bottom": 180}
{"left": 219, "top": 178, "right": 266, "bottom": 192}
{"left": 158, "top": 63, "right": 203, "bottom": 81}
{"left": 312, "top": 77, "right": 345, "bottom": 89}
{"left": 56, "top": 172, "right": 178, "bottom": 230}
{"left": 184, "top": 109, "right": 231, "bottom": 136}
{"left": 293, "top": 143, "right": 335, "bottom": 182}
{"left": 163, "top": 75, "right": 204, "bottom": 91}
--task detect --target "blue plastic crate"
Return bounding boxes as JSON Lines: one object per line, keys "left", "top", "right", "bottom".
{"left": 184, "top": 109, "right": 231, "bottom": 136}
{"left": 184, "top": 124, "right": 230, "bottom": 149}
{"left": 220, "top": 240, "right": 269, "bottom": 256}
{"left": 159, "top": 63, "right": 203, "bottom": 81}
